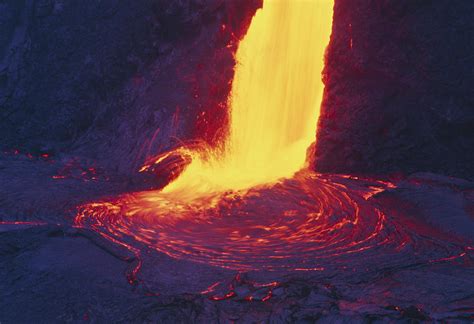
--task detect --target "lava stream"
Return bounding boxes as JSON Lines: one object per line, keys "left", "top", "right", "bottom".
{"left": 76, "top": 173, "right": 468, "bottom": 272}
{"left": 77, "top": 1, "right": 423, "bottom": 272}
{"left": 142, "top": 0, "right": 334, "bottom": 196}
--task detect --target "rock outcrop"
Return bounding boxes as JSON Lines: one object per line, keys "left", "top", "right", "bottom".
{"left": 0, "top": 0, "right": 261, "bottom": 173}
{"left": 316, "top": 0, "right": 474, "bottom": 179}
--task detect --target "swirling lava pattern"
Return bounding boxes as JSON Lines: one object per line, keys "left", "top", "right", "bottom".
{"left": 76, "top": 171, "right": 467, "bottom": 273}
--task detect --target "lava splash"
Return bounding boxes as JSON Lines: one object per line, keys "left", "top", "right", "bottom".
{"left": 152, "top": 0, "right": 334, "bottom": 195}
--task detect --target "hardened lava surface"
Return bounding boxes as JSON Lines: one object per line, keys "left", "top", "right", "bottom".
{"left": 75, "top": 172, "right": 470, "bottom": 274}
{"left": 2, "top": 161, "right": 474, "bottom": 321}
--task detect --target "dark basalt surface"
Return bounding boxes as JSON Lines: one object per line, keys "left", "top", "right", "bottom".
{"left": 1, "top": 166, "right": 474, "bottom": 322}
{"left": 0, "top": 0, "right": 261, "bottom": 174}
{"left": 315, "top": 0, "right": 474, "bottom": 179}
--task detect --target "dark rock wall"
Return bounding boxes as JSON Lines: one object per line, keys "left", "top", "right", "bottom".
{"left": 315, "top": 0, "right": 474, "bottom": 179}
{"left": 2, "top": 0, "right": 473, "bottom": 178}
{"left": 0, "top": 0, "right": 261, "bottom": 173}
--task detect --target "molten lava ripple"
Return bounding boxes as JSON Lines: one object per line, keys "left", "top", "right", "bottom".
{"left": 75, "top": 171, "right": 466, "bottom": 272}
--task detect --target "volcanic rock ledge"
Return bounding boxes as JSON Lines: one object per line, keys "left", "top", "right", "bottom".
{"left": 0, "top": 0, "right": 261, "bottom": 174}
{"left": 315, "top": 0, "right": 474, "bottom": 179}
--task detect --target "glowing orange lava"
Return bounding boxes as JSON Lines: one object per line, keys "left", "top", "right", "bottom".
{"left": 76, "top": 173, "right": 403, "bottom": 271}
{"left": 149, "top": 0, "right": 334, "bottom": 197}
{"left": 76, "top": 0, "right": 345, "bottom": 273}
{"left": 73, "top": 1, "right": 473, "bottom": 290}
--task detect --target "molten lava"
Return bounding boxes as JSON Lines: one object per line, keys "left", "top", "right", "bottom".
{"left": 74, "top": 0, "right": 471, "bottom": 274}
{"left": 160, "top": 0, "right": 334, "bottom": 196}
{"left": 76, "top": 0, "right": 424, "bottom": 274}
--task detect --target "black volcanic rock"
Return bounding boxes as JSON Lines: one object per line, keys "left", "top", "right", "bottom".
{"left": 315, "top": 0, "right": 474, "bottom": 179}
{"left": 0, "top": 0, "right": 261, "bottom": 174}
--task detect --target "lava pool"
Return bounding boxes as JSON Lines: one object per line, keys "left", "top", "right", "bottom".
{"left": 74, "top": 171, "right": 474, "bottom": 314}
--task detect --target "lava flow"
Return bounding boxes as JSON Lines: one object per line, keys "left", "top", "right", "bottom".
{"left": 141, "top": 0, "right": 334, "bottom": 196}
{"left": 77, "top": 1, "right": 462, "bottom": 274}
{"left": 76, "top": 0, "right": 345, "bottom": 271}
{"left": 76, "top": 173, "right": 401, "bottom": 271}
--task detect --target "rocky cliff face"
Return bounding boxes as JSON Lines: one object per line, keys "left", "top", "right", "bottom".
{"left": 315, "top": 0, "right": 474, "bottom": 179}
{"left": 2, "top": 0, "right": 473, "bottom": 179}
{"left": 0, "top": 0, "right": 261, "bottom": 173}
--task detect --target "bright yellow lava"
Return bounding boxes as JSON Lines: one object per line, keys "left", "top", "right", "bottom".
{"left": 162, "top": 0, "right": 334, "bottom": 198}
